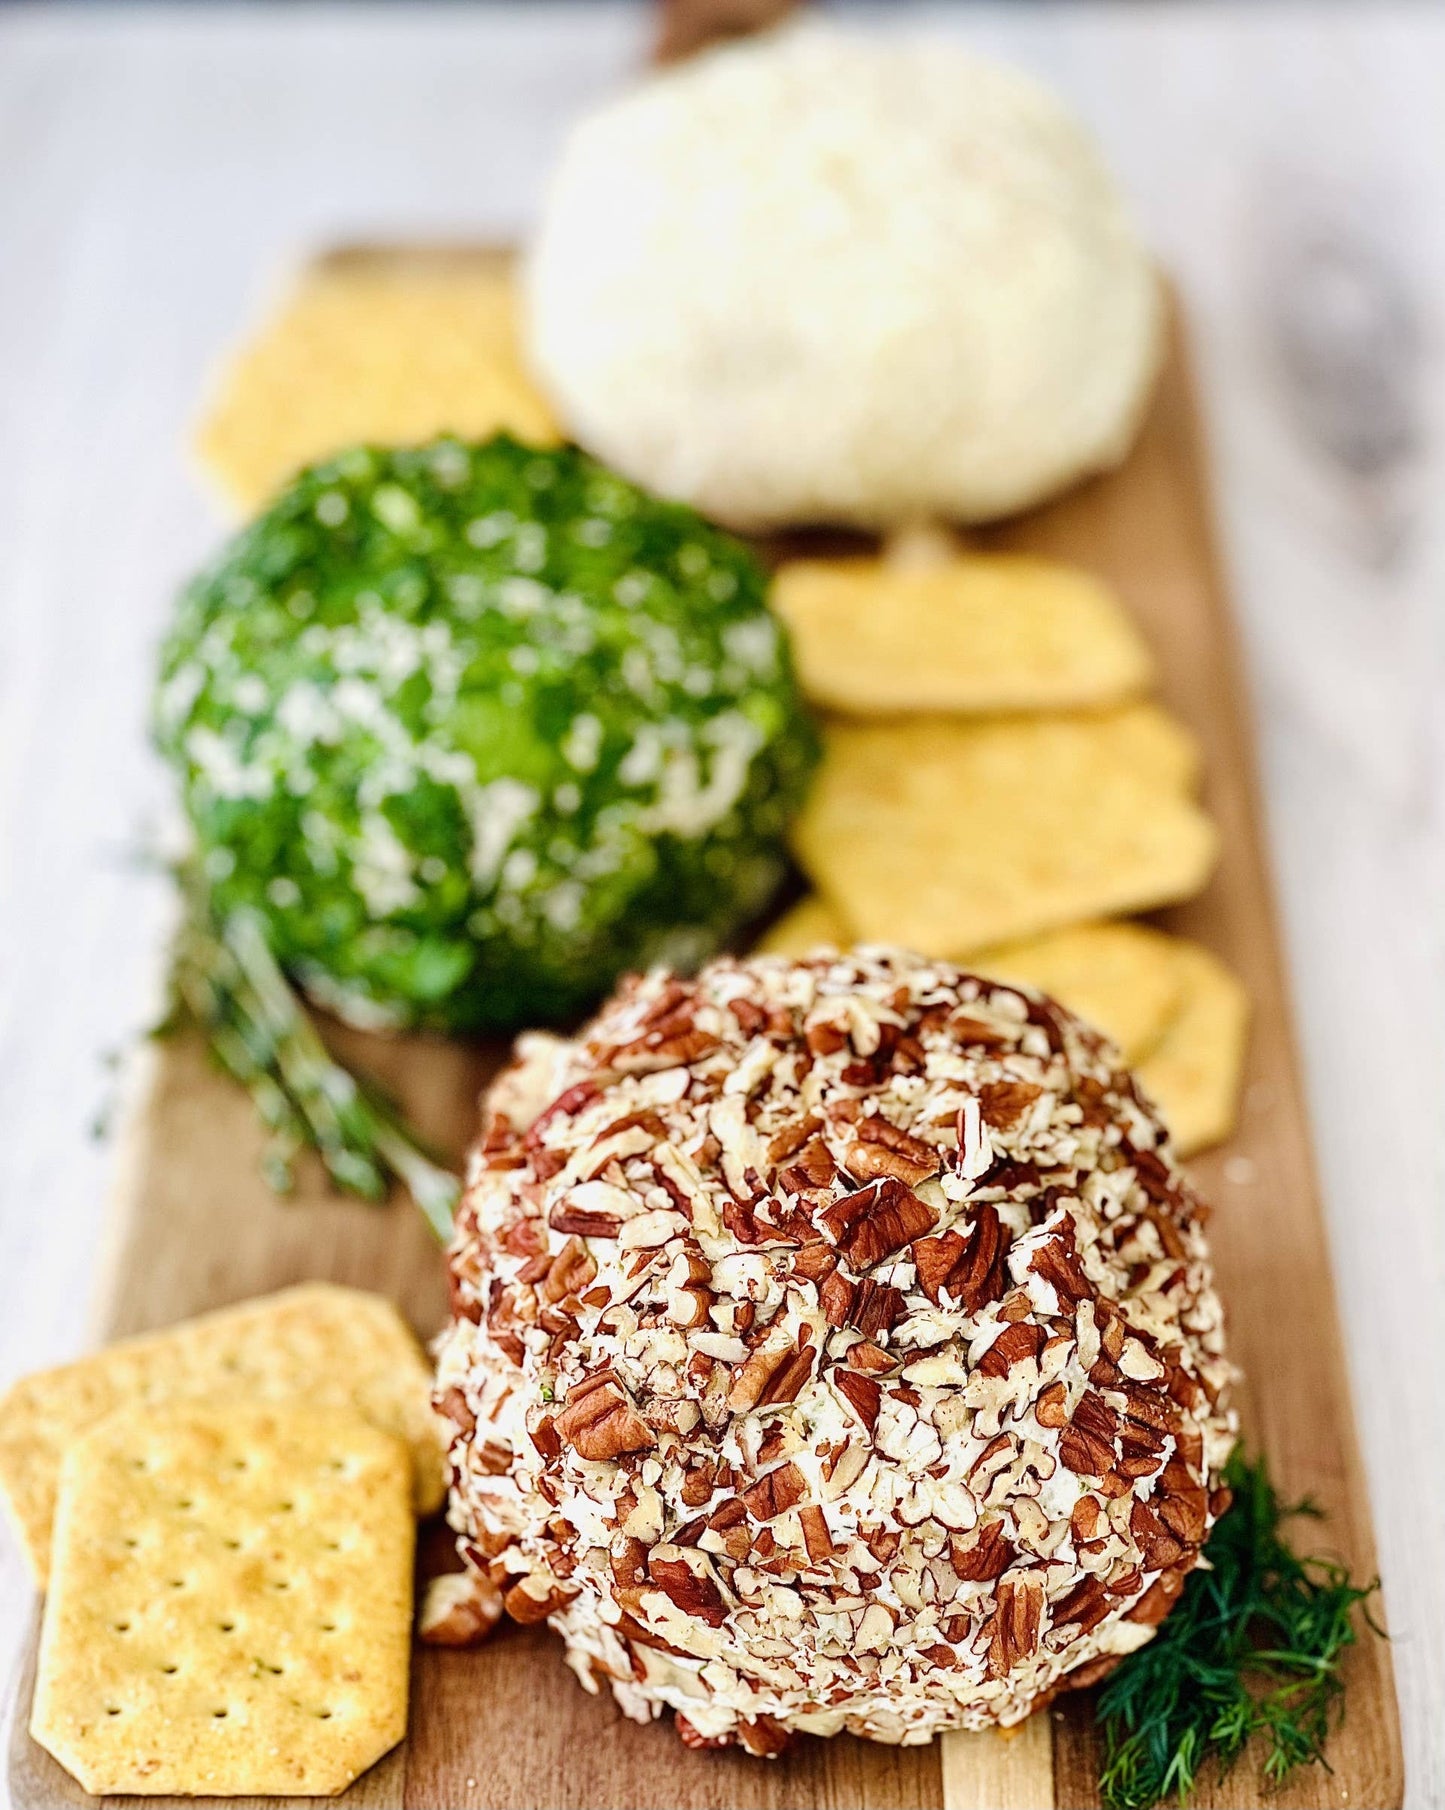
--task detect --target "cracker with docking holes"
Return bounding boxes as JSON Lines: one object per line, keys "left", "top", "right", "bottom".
{"left": 1137, "top": 939, "right": 1252, "bottom": 1156}
{"left": 789, "top": 706, "right": 1217, "bottom": 957}
{"left": 195, "top": 251, "right": 560, "bottom": 513}
{"left": 0, "top": 1284, "right": 443, "bottom": 1584}
{"left": 758, "top": 905, "right": 1185, "bottom": 1069}
{"left": 31, "top": 1402, "right": 413, "bottom": 1797}
{"left": 771, "top": 553, "right": 1154, "bottom": 715}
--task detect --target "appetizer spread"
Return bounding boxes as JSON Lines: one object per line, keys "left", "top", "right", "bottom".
{"left": 437, "top": 948, "right": 1235, "bottom": 1749}
{"left": 2, "top": 17, "right": 1383, "bottom": 1810}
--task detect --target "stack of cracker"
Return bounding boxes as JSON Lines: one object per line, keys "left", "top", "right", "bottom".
{"left": 766, "top": 550, "right": 1250, "bottom": 1156}
{"left": 0, "top": 1284, "right": 443, "bottom": 1797}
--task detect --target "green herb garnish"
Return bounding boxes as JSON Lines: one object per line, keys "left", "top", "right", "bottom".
{"left": 170, "top": 867, "right": 460, "bottom": 1242}
{"left": 1097, "top": 1450, "right": 1379, "bottom": 1809}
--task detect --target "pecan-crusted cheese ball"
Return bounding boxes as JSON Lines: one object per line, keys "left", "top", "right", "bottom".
{"left": 435, "top": 950, "right": 1236, "bottom": 1752}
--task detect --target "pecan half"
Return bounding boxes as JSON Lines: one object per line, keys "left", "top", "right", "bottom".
{"left": 912, "top": 1204, "right": 1010, "bottom": 1312}
{"left": 978, "top": 1080, "right": 1043, "bottom": 1130}
{"left": 986, "top": 1575, "right": 1044, "bottom": 1678}
{"left": 818, "top": 1271, "right": 904, "bottom": 1337}
{"left": 555, "top": 1376, "right": 655, "bottom": 1461}
{"left": 843, "top": 1115, "right": 941, "bottom": 1187}
{"left": 818, "top": 1177, "right": 936, "bottom": 1269}
{"left": 1059, "top": 1390, "right": 1120, "bottom": 1478}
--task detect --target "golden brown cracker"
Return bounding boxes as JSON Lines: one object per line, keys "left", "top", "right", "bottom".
{"left": 790, "top": 709, "right": 1218, "bottom": 957}
{"left": 756, "top": 895, "right": 850, "bottom": 958}
{"left": 195, "top": 252, "right": 560, "bottom": 513}
{"left": 974, "top": 921, "right": 1185, "bottom": 1066}
{"left": 31, "top": 1402, "right": 413, "bottom": 1797}
{"left": 772, "top": 553, "right": 1154, "bottom": 715}
{"left": 0, "top": 1284, "right": 443, "bottom": 1583}
{"left": 1136, "top": 940, "right": 1251, "bottom": 1156}
{"left": 1091, "top": 699, "right": 1203, "bottom": 794}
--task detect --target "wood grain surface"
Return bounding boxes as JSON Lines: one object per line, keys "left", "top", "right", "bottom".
{"left": 6, "top": 309, "right": 1403, "bottom": 1810}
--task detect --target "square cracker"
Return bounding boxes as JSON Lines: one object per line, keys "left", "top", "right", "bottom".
{"left": 790, "top": 707, "right": 1218, "bottom": 957}
{"left": 771, "top": 553, "right": 1155, "bottom": 716}
{"left": 195, "top": 250, "right": 560, "bottom": 514}
{"left": 0, "top": 1283, "right": 444, "bottom": 1583}
{"left": 1136, "top": 940, "right": 1251, "bottom": 1157}
{"left": 31, "top": 1402, "right": 414, "bottom": 1797}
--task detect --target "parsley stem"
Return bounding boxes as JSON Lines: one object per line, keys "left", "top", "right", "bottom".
{"left": 169, "top": 869, "right": 460, "bottom": 1239}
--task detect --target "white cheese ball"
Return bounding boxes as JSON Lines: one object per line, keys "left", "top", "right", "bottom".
{"left": 525, "top": 25, "right": 1164, "bottom": 531}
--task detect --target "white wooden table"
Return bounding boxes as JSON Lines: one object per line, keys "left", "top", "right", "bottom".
{"left": 1, "top": 4, "right": 1441, "bottom": 1804}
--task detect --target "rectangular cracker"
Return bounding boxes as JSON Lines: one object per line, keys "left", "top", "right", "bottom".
{"left": 973, "top": 921, "right": 1186, "bottom": 1067}
{"left": 0, "top": 1283, "right": 444, "bottom": 1583}
{"left": 790, "top": 707, "right": 1218, "bottom": 957}
{"left": 195, "top": 250, "right": 559, "bottom": 513}
{"left": 1136, "top": 940, "right": 1252, "bottom": 1156}
{"left": 771, "top": 553, "right": 1154, "bottom": 715}
{"left": 31, "top": 1402, "right": 414, "bottom": 1797}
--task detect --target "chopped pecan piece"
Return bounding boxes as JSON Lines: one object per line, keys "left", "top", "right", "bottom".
{"left": 503, "top": 1576, "right": 573, "bottom": 1624}
{"left": 738, "top": 1716, "right": 792, "bottom": 1758}
{"left": 978, "top": 1080, "right": 1043, "bottom": 1130}
{"left": 648, "top": 1554, "right": 729, "bottom": 1628}
{"left": 1129, "top": 1498, "right": 1186, "bottom": 1570}
{"left": 818, "top": 1177, "right": 936, "bottom": 1269}
{"left": 1051, "top": 1575, "right": 1111, "bottom": 1634}
{"left": 819, "top": 1271, "right": 904, "bottom": 1337}
{"left": 1034, "top": 1381, "right": 1069, "bottom": 1427}
{"left": 833, "top": 1368, "right": 882, "bottom": 1431}
{"left": 798, "top": 1503, "right": 835, "bottom": 1561}
{"left": 1128, "top": 1565, "right": 1189, "bottom": 1625}
{"left": 843, "top": 1115, "right": 941, "bottom": 1187}
{"left": 777, "top": 1136, "right": 838, "bottom": 1196}
{"left": 952, "top": 1520, "right": 1015, "bottom": 1581}
{"left": 912, "top": 1204, "right": 1010, "bottom": 1312}
{"left": 1060, "top": 1390, "right": 1120, "bottom": 1478}
{"left": 741, "top": 1461, "right": 806, "bottom": 1521}
{"left": 986, "top": 1575, "right": 1044, "bottom": 1678}
{"left": 791, "top": 1241, "right": 838, "bottom": 1283}
{"left": 976, "top": 1321, "right": 1046, "bottom": 1377}
{"left": 1028, "top": 1223, "right": 1094, "bottom": 1308}
{"left": 555, "top": 1377, "right": 655, "bottom": 1461}
{"left": 548, "top": 1203, "right": 621, "bottom": 1239}
{"left": 541, "top": 1235, "right": 598, "bottom": 1304}
{"left": 418, "top": 1571, "right": 503, "bottom": 1647}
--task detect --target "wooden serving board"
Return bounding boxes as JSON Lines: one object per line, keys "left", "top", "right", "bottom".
{"left": 8, "top": 307, "right": 1403, "bottom": 1810}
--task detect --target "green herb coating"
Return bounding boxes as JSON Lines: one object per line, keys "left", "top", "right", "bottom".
{"left": 1097, "top": 1450, "right": 1380, "bottom": 1810}
{"left": 156, "top": 435, "right": 818, "bottom": 1031}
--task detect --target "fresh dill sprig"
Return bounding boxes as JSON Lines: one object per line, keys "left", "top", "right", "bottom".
{"left": 169, "top": 868, "right": 460, "bottom": 1243}
{"left": 1097, "top": 1448, "right": 1380, "bottom": 1810}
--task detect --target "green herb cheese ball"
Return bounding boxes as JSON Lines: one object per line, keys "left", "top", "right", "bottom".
{"left": 155, "top": 435, "right": 818, "bottom": 1032}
